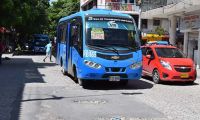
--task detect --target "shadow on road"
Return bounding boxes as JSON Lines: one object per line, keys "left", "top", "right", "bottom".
{"left": 83, "top": 79, "right": 154, "bottom": 90}
{"left": 0, "top": 57, "right": 56, "bottom": 120}
{"left": 142, "top": 76, "right": 199, "bottom": 86}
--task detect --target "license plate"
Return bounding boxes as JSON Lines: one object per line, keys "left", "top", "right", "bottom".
{"left": 180, "top": 73, "right": 189, "bottom": 78}
{"left": 109, "top": 76, "right": 120, "bottom": 81}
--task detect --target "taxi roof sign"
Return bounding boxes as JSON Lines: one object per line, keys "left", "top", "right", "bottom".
{"left": 146, "top": 41, "right": 169, "bottom": 45}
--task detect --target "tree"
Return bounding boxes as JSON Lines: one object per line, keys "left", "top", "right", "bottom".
{"left": 0, "top": 0, "right": 49, "bottom": 38}
{"left": 0, "top": 0, "right": 14, "bottom": 27}
{"left": 47, "top": 0, "right": 80, "bottom": 38}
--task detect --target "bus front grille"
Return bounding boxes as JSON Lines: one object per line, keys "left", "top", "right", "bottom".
{"left": 97, "top": 53, "right": 132, "bottom": 60}
{"left": 105, "top": 67, "right": 126, "bottom": 72}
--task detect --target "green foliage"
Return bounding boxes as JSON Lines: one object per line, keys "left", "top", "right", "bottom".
{"left": 47, "top": 0, "right": 80, "bottom": 37}
{"left": 155, "top": 26, "right": 165, "bottom": 35}
{"left": 0, "top": 0, "right": 80, "bottom": 43}
{"left": 0, "top": 0, "right": 49, "bottom": 34}
{"left": 0, "top": 0, "right": 14, "bottom": 27}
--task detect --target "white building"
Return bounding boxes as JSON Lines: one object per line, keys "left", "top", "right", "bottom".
{"left": 141, "top": 0, "right": 200, "bottom": 68}
{"left": 141, "top": 0, "right": 169, "bottom": 34}
{"left": 80, "top": 0, "right": 141, "bottom": 28}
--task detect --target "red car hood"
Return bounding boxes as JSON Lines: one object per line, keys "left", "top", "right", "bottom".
{"left": 160, "top": 58, "right": 194, "bottom": 67}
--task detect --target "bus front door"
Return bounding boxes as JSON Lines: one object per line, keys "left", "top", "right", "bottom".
{"left": 67, "top": 23, "right": 73, "bottom": 75}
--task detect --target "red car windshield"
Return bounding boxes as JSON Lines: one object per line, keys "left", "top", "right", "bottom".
{"left": 155, "top": 48, "right": 186, "bottom": 58}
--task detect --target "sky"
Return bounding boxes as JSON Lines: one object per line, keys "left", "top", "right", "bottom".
{"left": 49, "top": 0, "right": 57, "bottom": 4}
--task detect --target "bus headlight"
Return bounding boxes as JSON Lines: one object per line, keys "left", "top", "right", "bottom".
{"left": 84, "top": 60, "right": 101, "bottom": 69}
{"left": 130, "top": 62, "right": 142, "bottom": 69}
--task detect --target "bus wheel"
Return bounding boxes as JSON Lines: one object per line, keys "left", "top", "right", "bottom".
{"left": 152, "top": 69, "right": 161, "bottom": 84}
{"left": 61, "top": 67, "right": 67, "bottom": 75}
{"left": 78, "top": 78, "right": 83, "bottom": 86}
{"left": 73, "top": 67, "right": 87, "bottom": 87}
{"left": 61, "top": 59, "right": 67, "bottom": 75}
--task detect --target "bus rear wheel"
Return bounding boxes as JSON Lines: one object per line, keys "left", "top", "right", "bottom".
{"left": 61, "top": 67, "right": 67, "bottom": 75}
{"left": 61, "top": 59, "right": 67, "bottom": 75}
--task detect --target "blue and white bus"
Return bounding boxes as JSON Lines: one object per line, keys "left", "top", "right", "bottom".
{"left": 32, "top": 34, "right": 50, "bottom": 53}
{"left": 56, "top": 9, "right": 142, "bottom": 87}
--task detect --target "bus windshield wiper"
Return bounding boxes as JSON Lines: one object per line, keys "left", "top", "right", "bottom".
{"left": 87, "top": 44, "right": 119, "bottom": 55}
{"left": 110, "top": 43, "right": 139, "bottom": 51}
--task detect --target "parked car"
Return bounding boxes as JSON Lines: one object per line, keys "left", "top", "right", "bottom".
{"left": 141, "top": 41, "right": 196, "bottom": 84}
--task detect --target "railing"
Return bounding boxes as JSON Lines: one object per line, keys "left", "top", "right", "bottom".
{"left": 141, "top": 0, "right": 188, "bottom": 12}
{"left": 142, "top": 0, "right": 168, "bottom": 12}
{"left": 104, "top": 2, "right": 140, "bottom": 12}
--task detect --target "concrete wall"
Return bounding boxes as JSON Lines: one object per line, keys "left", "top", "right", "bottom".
{"left": 188, "top": 32, "right": 199, "bottom": 59}
{"left": 144, "top": 19, "right": 169, "bottom": 32}
{"left": 161, "top": 19, "right": 169, "bottom": 32}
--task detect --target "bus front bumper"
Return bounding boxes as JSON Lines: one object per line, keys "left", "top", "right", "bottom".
{"left": 77, "top": 66, "right": 142, "bottom": 80}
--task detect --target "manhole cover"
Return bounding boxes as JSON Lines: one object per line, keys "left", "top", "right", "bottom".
{"left": 73, "top": 99, "right": 107, "bottom": 104}
{"left": 96, "top": 116, "right": 126, "bottom": 120}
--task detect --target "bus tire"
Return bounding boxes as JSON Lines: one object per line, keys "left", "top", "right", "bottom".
{"left": 61, "top": 67, "right": 68, "bottom": 75}
{"left": 60, "top": 58, "right": 63, "bottom": 67}
{"left": 73, "top": 67, "right": 87, "bottom": 87}
{"left": 60, "top": 58, "right": 67, "bottom": 75}
{"left": 78, "top": 78, "right": 83, "bottom": 86}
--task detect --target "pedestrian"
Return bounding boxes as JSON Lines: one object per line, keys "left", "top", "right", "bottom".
{"left": 0, "top": 39, "right": 4, "bottom": 65}
{"left": 43, "top": 41, "right": 52, "bottom": 62}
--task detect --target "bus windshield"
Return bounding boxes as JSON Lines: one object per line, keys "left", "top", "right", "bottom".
{"left": 86, "top": 17, "right": 140, "bottom": 51}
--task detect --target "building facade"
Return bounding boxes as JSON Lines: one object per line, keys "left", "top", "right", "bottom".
{"left": 141, "top": 0, "right": 170, "bottom": 40}
{"left": 80, "top": 0, "right": 141, "bottom": 28}
{"left": 141, "top": 0, "right": 200, "bottom": 68}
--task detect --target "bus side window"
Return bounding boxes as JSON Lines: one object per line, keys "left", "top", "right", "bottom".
{"left": 61, "top": 23, "right": 67, "bottom": 43}
{"left": 57, "top": 25, "right": 61, "bottom": 42}
{"left": 71, "top": 25, "right": 78, "bottom": 46}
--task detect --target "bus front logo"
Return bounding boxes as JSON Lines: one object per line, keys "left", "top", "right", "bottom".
{"left": 111, "top": 56, "right": 120, "bottom": 60}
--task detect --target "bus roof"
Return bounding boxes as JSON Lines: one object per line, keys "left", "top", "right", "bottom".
{"left": 59, "top": 9, "right": 133, "bottom": 23}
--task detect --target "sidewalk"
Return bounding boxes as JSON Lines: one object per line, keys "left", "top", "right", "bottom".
{"left": 197, "top": 67, "right": 200, "bottom": 79}
{"left": 0, "top": 54, "right": 59, "bottom": 120}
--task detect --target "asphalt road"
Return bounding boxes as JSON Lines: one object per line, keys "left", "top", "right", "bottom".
{"left": 0, "top": 54, "right": 200, "bottom": 120}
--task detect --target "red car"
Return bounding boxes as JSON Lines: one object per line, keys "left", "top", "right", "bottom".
{"left": 141, "top": 42, "right": 196, "bottom": 84}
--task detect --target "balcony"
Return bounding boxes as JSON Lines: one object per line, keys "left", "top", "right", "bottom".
{"left": 142, "top": 0, "right": 168, "bottom": 12}
{"left": 104, "top": 2, "right": 140, "bottom": 13}
{"left": 141, "top": 0, "right": 200, "bottom": 19}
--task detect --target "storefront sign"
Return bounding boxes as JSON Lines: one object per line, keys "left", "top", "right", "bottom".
{"left": 180, "top": 14, "right": 200, "bottom": 30}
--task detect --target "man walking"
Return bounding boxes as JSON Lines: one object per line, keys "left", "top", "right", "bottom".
{"left": 43, "top": 41, "right": 52, "bottom": 62}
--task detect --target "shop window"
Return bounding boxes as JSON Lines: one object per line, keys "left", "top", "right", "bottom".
{"left": 153, "top": 19, "right": 160, "bottom": 26}
{"left": 142, "top": 19, "right": 148, "bottom": 29}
